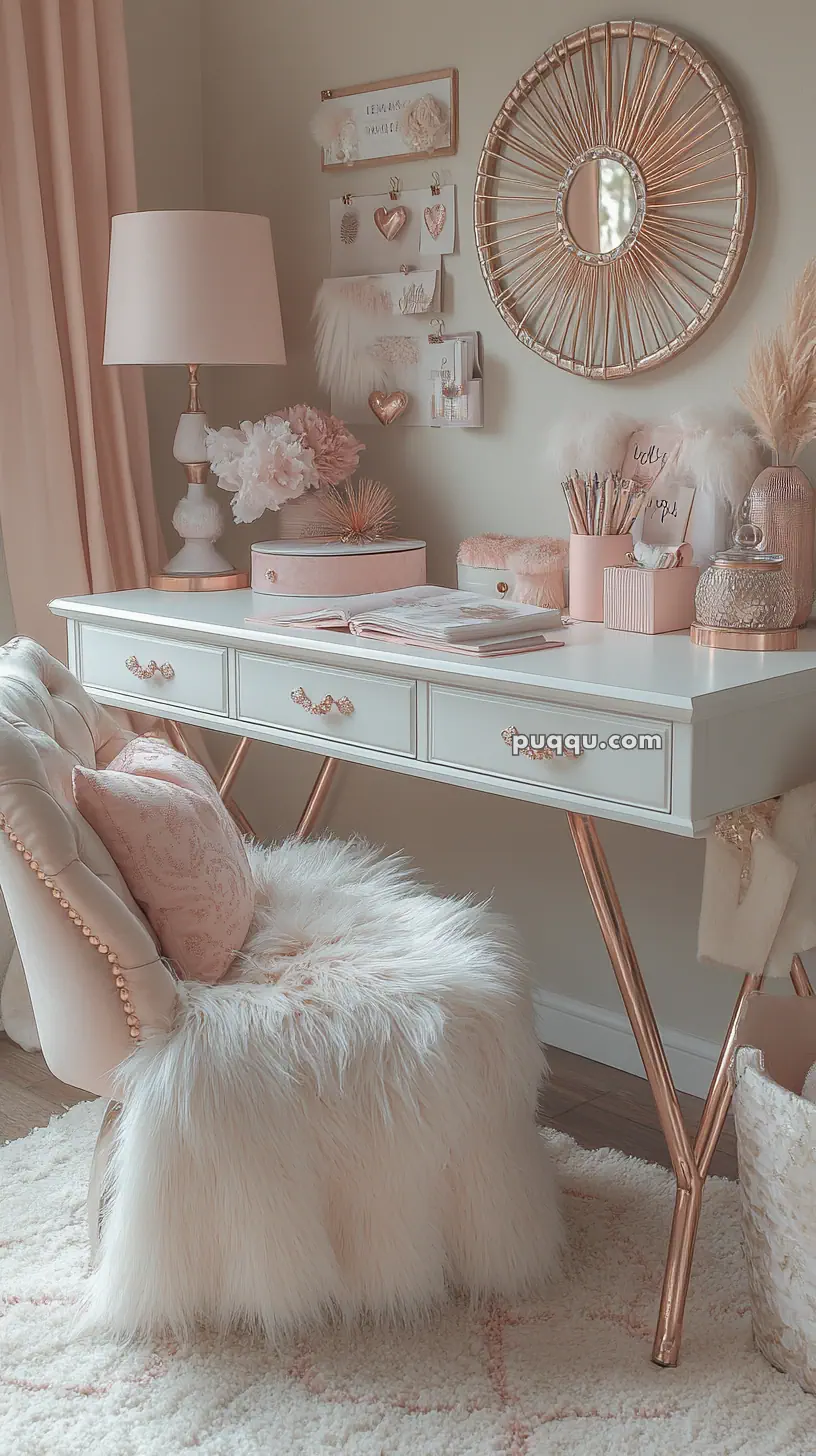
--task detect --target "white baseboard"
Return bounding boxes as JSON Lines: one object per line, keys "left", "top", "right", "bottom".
{"left": 532, "top": 986, "right": 719, "bottom": 1099}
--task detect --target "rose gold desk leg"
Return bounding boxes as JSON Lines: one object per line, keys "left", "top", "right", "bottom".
{"left": 568, "top": 812, "right": 706, "bottom": 1368}
{"left": 790, "top": 954, "right": 814, "bottom": 997}
{"left": 218, "top": 736, "right": 252, "bottom": 802}
{"left": 694, "top": 971, "right": 764, "bottom": 1178}
{"left": 567, "top": 815, "right": 813, "bottom": 1367}
{"left": 164, "top": 719, "right": 255, "bottom": 838}
{"left": 295, "top": 757, "right": 339, "bottom": 840}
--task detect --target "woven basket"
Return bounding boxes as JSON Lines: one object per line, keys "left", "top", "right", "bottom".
{"left": 734, "top": 1031, "right": 816, "bottom": 1393}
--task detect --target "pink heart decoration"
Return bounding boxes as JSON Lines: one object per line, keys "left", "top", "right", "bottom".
{"left": 374, "top": 206, "right": 408, "bottom": 241}
{"left": 424, "top": 203, "right": 447, "bottom": 240}
{"left": 368, "top": 390, "right": 409, "bottom": 425}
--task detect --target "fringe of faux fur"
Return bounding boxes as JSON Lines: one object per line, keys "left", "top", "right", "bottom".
{"left": 82, "top": 838, "right": 561, "bottom": 1342}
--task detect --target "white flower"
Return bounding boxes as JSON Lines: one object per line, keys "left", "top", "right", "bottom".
{"left": 206, "top": 417, "right": 317, "bottom": 524}
{"left": 399, "top": 94, "right": 448, "bottom": 153}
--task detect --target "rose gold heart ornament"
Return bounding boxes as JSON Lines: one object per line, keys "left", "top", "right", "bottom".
{"left": 374, "top": 205, "right": 408, "bottom": 241}
{"left": 424, "top": 202, "right": 447, "bottom": 239}
{"left": 368, "top": 390, "right": 409, "bottom": 425}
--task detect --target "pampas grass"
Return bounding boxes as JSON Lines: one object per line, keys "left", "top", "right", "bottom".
{"left": 739, "top": 258, "right": 816, "bottom": 463}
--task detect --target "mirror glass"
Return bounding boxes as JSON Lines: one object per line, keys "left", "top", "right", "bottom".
{"left": 565, "top": 156, "right": 638, "bottom": 256}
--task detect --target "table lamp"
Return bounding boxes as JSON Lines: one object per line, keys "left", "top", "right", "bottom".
{"left": 104, "top": 210, "right": 286, "bottom": 590}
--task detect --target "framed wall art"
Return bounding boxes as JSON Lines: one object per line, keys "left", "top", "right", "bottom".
{"left": 315, "top": 68, "right": 458, "bottom": 171}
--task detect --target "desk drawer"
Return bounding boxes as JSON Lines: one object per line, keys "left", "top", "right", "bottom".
{"left": 79, "top": 625, "right": 228, "bottom": 715}
{"left": 429, "top": 686, "right": 671, "bottom": 811}
{"left": 237, "top": 652, "right": 416, "bottom": 756}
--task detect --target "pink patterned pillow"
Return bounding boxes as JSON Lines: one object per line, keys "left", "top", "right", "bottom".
{"left": 73, "top": 738, "right": 254, "bottom": 984}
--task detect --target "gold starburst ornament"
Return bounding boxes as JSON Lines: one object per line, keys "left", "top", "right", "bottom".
{"left": 315, "top": 478, "right": 397, "bottom": 544}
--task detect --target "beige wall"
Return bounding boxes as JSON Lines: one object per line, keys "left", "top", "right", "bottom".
{"left": 125, "top": 0, "right": 816, "bottom": 1053}
{"left": 123, "top": 0, "right": 204, "bottom": 553}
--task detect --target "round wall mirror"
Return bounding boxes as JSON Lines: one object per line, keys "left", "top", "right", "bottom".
{"left": 562, "top": 152, "right": 643, "bottom": 258}
{"left": 475, "top": 22, "right": 754, "bottom": 378}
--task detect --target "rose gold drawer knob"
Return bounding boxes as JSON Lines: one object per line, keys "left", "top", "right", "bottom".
{"left": 501, "top": 725, "right": 581, "bottom": 761}
{"left": 125, "top": 655, "right": 175, "bottom": 682}
{"left": 291, "top": 687, "right": 354, "bottom": 717}
{"left": 496, "top": 580, "right": 510, "bottom": 595}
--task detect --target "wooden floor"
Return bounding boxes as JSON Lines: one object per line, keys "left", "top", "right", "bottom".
{"left": 0, "top": 1030, "right": 737, "bottom": 1177}
{"left": 0, "top": 1031, "right": 89, "bottom": 1143}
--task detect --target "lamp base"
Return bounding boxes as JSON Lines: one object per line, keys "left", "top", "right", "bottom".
{"left": 150, "top": 569, "right": 249, "bottom": 592}
{"left": 160, "top": 458, "right": 247, "bottom": 590}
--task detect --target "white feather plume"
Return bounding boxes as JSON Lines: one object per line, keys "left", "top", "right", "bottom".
{"left": 313, "top": 278, "right": 390, "bottom": 406}
{"left": 545, "top": 412, "right": 640, "bottom": 479}
{"left": 670, "top": 407, "right": 762, "bottom": 508}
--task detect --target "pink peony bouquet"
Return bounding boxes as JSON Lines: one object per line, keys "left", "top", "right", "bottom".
{"left": 274, "top": 404, "right": 364, "bottom": 489}
{"left": 206, "top": 407, "right": 363, "bottom": 525}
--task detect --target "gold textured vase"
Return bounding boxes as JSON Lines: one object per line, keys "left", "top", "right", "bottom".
{"left": 743, "top": 466, "right": 814, "bottom": 627}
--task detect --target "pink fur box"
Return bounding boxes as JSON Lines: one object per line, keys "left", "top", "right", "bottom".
{"left": 251, "top": 539, "right": 427, "bottom": 597}
{"left": 603, "top": 564, "right": 700, "bottom": 634}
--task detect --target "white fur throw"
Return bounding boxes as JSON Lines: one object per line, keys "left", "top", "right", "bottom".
{"left": 85, "top": 838, "right": 561, "bottom": 1340}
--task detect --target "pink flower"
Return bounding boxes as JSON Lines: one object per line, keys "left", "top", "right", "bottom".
{"left": 274, "top": 405, "right": 364, "bottom": 489}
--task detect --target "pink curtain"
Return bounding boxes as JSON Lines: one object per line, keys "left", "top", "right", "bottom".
{"left": 0, "top": 0, "right": 163, "bottom": 657}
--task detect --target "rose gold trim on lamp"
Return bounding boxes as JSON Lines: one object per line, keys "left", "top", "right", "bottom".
{"left": 150, "top": 366, "right": 249, "bottom": 593}
{"left": 568, "top": 811, "right": 816, "bottom": 1368}
{"left": 186, "top": 363, "right": 202, "bottom": 413}
{"left": 149, "top": 571, "right": 249, "bottom": 592}
{"left": 690, "top": 623, "right": 798, "bottom": 651}
{"left": 295, "top": 757, "right": 340, "bottom": 840}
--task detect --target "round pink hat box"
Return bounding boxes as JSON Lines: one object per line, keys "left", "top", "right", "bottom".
{"left": 251, "top": 539, "right": 427, "bottom": 597}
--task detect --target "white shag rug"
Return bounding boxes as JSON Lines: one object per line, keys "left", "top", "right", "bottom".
{"left": 2, "top": 1102, "right": 815, "bottom": 1456}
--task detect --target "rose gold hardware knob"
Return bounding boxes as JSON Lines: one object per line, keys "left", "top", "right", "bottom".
{"left": 125, "top": 655, "right": 175, "bottom": 681}
{"left": 291, "top": 687, "right": 355, "bottom": 717}
{"left": 496, "top": 581, "right": 509, "bottom": 595}
{"left": 501, "top": 725, "right": 581, "bottom": 761}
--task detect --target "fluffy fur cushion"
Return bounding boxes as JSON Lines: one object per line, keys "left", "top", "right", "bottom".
{"left": 85, "top": 837, "right": 561, "bottom": 1339}
{"left": 73, "top": 738, "right": 254, "bottom": 984}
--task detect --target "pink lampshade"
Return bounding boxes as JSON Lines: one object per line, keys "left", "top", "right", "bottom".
{"left": 103, "top": 211, "right": 286, "bottom": 366}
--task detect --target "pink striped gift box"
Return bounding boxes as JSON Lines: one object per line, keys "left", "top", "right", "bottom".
{"left": 603, "top": 564, "right": 700, "bottom": 634}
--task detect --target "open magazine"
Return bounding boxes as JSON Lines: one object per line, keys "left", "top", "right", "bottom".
{"left": 246, "top": 586, "right": 564, "bottom": 656}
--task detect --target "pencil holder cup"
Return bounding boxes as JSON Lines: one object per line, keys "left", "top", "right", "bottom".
{"left": 568, "top": 534, "right": 632, "bottom": 621}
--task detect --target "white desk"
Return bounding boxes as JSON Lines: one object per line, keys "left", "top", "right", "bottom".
{"left": 50, "top": 588, "right": 816, "bottom": 1366}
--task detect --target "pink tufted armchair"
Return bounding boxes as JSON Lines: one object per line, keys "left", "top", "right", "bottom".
{"left": 0, "top": 638, "right": 179, "bottom": 1098}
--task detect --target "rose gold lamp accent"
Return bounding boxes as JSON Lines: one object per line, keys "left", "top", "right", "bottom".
{"left": 103, "top": 211, "right": 286, "bottom": 590}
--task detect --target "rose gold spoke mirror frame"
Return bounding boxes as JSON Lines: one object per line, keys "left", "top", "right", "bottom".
{"left": 474, "top": 21, "right": 755, "bottom": 378}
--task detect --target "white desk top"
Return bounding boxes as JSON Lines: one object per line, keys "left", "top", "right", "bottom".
{"left": 50, "top": 589, "right": 816, "bottom": 723}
